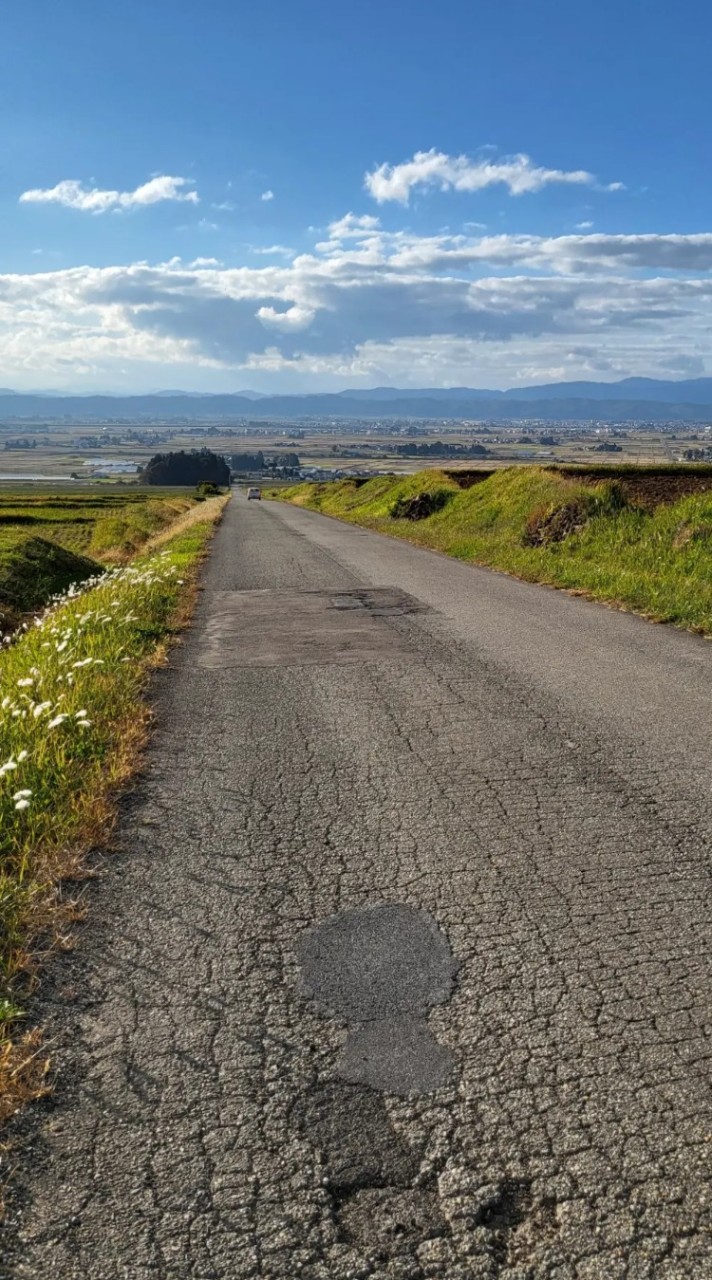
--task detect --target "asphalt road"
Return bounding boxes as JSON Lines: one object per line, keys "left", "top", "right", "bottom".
{"left": 2, "top": 492, "right": 710, "bottom": 1280}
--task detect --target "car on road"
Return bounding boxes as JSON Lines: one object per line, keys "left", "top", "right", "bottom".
{"left": 247, "top": 486, "right": 262, "bottom": 500}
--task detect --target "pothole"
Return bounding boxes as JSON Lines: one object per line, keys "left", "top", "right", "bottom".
{"left": 335, "top": 1186, "right": 448, "bottom": 1257}
{"left": 473, "top": 1179, "right": 560, "bottom": 1270}
{"left": 474, "top": 1178, "right": 533, "bottom": 1232}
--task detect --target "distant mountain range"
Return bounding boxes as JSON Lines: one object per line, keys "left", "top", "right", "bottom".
{"left": 342, "top": 378, "right": 712, "bottom": 405}
{"left": 1, "top": 377, "right": 712, "bottom": 422}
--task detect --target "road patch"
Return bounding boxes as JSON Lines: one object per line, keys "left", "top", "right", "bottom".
{"left": 296, "top": 903, "right": 459, "bottom": 1096}
{"left": 197, "top": 587, "right": 427, "bottom": 668}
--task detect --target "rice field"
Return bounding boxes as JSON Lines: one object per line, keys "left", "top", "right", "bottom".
{"left": 0, "top": 488, "right": 198, "bottom": 626}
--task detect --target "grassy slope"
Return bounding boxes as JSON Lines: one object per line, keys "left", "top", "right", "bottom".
{"left": 0, "top": 491, "right": 197, "bottom": 621}
{"left": 278, "top": 468, "right": 712, "bottom": 634}
{"left": 0, "top": 494, "right": 229, "bottom": 1121}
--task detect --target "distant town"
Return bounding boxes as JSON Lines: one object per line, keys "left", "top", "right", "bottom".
{"left": 1, "top": 379, "right": 711, "bottom": 481}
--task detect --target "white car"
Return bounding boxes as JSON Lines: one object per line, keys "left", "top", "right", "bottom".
{"left": 247, "top": 487, "right": 262, "bottom": 500}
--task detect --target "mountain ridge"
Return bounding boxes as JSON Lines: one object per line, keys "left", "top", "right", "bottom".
{"left": 1, "top": 378, "right": 712, "bottom": 422}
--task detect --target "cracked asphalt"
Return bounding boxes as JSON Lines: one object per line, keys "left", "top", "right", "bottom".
{"left": 1, "top": 491, "right": 710, "bottom": 1279}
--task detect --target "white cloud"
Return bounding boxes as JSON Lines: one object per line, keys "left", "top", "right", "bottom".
{"left": 19, "top": 175, "right": 199, "bottom": 214}
{"left": 353, "top": 228, "right": 712, "bottom": 274}
{"left": 576, "top": 220, "right": 594, "bottom": 230}
{"left": 365, "top": 149, "right": 622, "bottom": 204}
{"left": 1, "top": 222, "right": 711, "bottom": 389}
{"left": 327, "top": 212, "right": 381, "bottom": 238}
{"left": 251, "top": 244, "right": 295, "bottom": 257}
{"left": 256, "top": 303, "right": 316, "bottom": 330}
{"left": 261, "top": 189, "right": 274, "bottom": 201}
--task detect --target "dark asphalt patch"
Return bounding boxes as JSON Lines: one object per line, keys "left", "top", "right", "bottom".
{"left": 295, "top": 1082, "right": 449, "bottom": 1259}
{"left": 296, "top": 904, "right": 459, "bottom": 1096}
{"left": 339, "top": 1014, "right": 456, "bottom": 1093}
{"left": 296, "top": 903, "right": 458, "bottom": 1022}
{"left": 196, "top": 587, "right": 426, "bottom": 668}
{"left": 295, "top": 1081, "right": 420, "bottom": 1192}
{"left": 328, "top": 588, "right": 427, "bottom": 616}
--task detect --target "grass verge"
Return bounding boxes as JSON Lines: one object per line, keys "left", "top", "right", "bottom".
{"left": 0, "top": 494, "right": 229, "bottom": 1125}
{"left": 275, "top": 468, "right": 712, "bottom": 634}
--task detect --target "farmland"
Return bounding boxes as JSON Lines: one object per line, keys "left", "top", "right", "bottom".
{"left": 0, "top": 489, "right": 197, "bottom": 627}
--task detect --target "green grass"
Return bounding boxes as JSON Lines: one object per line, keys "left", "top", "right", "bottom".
{"left": 0, "top": 495, "right": 229, "bottom": 1117}
{"left": 276, "top": 468, "right": 712, "bottom": 634}
{"left": 0, "top": 537, "right": 101, "bottom": 621}
{"left": 0, "top": 490, "right": 199, "bottom": 622}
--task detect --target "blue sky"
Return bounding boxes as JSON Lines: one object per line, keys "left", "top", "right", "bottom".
{"left": 4, "top": 0, "right": 712, "bottom": 392}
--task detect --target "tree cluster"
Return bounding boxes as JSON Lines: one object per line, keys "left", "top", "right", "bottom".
{"left": 231, "top": 451, "right": 265, "bottom": 472}
{"left": 395, "top": 441, "right": 489, "bottom": 458}
{"left": 142, "top": 449, "right": 230, "bottom": 486}
{"left": 230, "top": 451, "right": 300, "bottom": 472}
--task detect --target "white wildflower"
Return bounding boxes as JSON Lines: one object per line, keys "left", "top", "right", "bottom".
{"left": 17, "top": 750, "right": 28, "bottom": 762}
{"left": 17, "top": 678, "right": 33, "bottom": 688}
{"left": 13, "top": 790, "right": 32, "bottom": 800}
{"left": 47, "top": 714, "right": 68, "bottom": 729}
{"left": 14, "top": 798, "right": 30, "bottom": 811}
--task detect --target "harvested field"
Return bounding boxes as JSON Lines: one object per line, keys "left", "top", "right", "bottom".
{"left": 553, "top": 464, "right": 712, "bottom": 509}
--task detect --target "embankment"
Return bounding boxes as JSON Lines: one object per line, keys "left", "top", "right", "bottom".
{"left": 276, "top": 465, "right": 712, "bottom": 634}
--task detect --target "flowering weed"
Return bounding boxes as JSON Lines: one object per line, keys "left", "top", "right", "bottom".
{"left": 0, "top": 494, "right": 229, "bottom": 1119}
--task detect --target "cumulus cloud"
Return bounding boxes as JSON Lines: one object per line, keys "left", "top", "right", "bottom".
{"left": 333, "top": 227, "right": 712, "bottom": 274}
{"left": 327, "top": 213, "right": 381, "bottom": 238}
{"left": 19, "top": 175, "right": 199, "bottom": 214}
{"left": 261, "top": 189, "right": 274, "bottom": 201}
{"left": 256, "top": 303, "right": 316, "bottom": 330}
{"left": 365, "top": 149, "right": 622, "bottom": 204}
{"left": 1, "top": 222, "right": 711, "bottom": 387}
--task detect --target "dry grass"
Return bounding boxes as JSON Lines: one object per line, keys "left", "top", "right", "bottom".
{"left": 142, "top": 493, "right": 229, "bottom": 552}
{"left": 0, "top": 1029, "right": 51, "bottom": 1127}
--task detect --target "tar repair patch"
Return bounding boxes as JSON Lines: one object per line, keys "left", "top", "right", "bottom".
{"left": 196, "top": 588, "right": 427, "bottom": 669}
{"left": 296, "top": 903, "right": 459, "bottom": 1096}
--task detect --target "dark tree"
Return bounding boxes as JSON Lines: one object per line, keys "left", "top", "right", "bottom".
{"left": 230, "top": 451, "right": 265, "bottom": 472}
{"left": 395, "top": 441, "right": 488, "bottom": 459}
{"left": 142, "top": 449, "right": 230, "bottom": 486}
